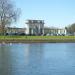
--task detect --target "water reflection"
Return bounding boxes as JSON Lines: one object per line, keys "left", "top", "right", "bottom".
{"left": 0, "top": 44, "right": 12, "bottom": 75}
{"left": 0, "top": 43, "right": 75, "bottom": 75}
{"left": 25, "top": 44, "right": 44, "bottom": 75}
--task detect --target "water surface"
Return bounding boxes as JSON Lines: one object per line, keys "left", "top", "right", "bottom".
{"left": 0, "top": 43, "right": 75, "bottom": 75}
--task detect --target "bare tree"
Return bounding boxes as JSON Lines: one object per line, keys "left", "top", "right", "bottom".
{"left": 0, "top": 0, "right": 20, "bottom": 35}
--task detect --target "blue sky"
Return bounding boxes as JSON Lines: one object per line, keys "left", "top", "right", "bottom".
{"left": 13, "top": 0, "right": 75, "bottom": 28}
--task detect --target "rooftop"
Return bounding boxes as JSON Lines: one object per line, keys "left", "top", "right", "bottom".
{"left": 26, "top": 20, "right": 44, "bottom": 24}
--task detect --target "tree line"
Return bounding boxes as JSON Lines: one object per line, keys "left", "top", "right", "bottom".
{"left": 65, "top": 23, "right": 75, "bottom": 35}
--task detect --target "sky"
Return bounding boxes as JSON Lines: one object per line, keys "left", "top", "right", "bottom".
{"left": 13, "top": 0, "right": 75, "bottom": 28}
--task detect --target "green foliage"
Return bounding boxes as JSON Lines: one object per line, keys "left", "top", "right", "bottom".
{"left": 66, "top": 23, "right": 75, "bottom": 34}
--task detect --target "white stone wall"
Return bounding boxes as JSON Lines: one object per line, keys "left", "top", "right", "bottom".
{"left": 44, "top": 28, "right": 67, "bottom": 35}
{"left": 58, "top": 29, "right": 67, "bottom": 35}
{"left": 26, "top": 20, "right": 44, "bottom": 35}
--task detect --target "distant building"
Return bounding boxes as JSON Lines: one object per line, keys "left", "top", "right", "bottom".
{"left": 44, "top": 27, "right": 67, "bottom": 36}
{"left": 57, "top": 29, "right": 66, "bottom": 35}
{"left": 6, "top": 27, "right": 26, "bottom": 35}
{"left": 26, "top": 20, "right": 44, "bottom": 35}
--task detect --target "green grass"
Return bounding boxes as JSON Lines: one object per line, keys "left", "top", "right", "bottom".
{"left": 0, "top": 36, "right": 75, "bottom": 43}
{"left": 0, "top": 35, "right": 75, "bottom": 39}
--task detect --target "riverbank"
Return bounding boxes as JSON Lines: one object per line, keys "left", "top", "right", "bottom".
{"left": 0, "top": 36, "right": 75, "bottom": 43}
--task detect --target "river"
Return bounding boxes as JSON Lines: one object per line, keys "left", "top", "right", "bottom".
{"left": 0, "top": 43, "right": 75, "bottom": 75}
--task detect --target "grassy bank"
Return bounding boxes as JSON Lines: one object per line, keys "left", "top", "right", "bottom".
{"left": 0, "top": 36, "right": 75, "bottom": 43}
